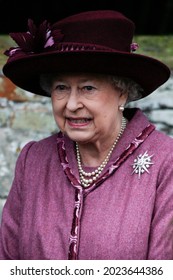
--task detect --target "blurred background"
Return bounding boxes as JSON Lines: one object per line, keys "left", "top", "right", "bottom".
{"left": 0, "top": 0, "right": 173, "bottom": 219}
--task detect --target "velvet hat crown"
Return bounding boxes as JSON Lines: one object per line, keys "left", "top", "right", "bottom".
{"left": 2, "top": 10, "right": 170, "bottom": 98}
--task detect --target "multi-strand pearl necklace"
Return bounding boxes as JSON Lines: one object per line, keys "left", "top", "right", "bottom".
{"left": 76, "top": 117, "right": 127, "bottom": 187}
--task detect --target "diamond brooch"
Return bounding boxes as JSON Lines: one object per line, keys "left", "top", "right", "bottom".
{"left": 132, "top": 151, "right": 154, "bottom": 179}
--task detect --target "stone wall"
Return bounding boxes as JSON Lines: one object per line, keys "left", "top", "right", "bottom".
{"left": 0, "top": 73, "right": 173, "bottom": 220}
{"left": 0, "top": 76, "right": 57, "bottom": 219}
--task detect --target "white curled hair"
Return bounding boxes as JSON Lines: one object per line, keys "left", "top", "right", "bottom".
{"left": 40, "top": 73, "right": 144, "bottom": 102}
{"left": 108, "top": 75, "right": 144, "bottom": 103}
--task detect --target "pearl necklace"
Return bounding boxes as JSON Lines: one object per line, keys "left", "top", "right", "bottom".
{"left": 76, "top": 117, "right": 127, "bottom": 187}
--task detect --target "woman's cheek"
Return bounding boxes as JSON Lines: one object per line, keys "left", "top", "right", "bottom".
{"left": 55, "top": 115, "right": 65, "bottom": 131}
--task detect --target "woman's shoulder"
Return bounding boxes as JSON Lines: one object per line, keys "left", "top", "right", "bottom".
{"left": 23, "top": 133, "right": 58, "bottom": 148}
{"left": 17, "top": 132, "right": 61, "bottom": 162}
{"left": 127, "top": 108, "right": 173, "bottom": 149}
{"left": 146, "top": 129, "right": 173, "bottom": 160}
{"left": 33, "top": 132, "right": 59, "bottom": 147}
{"left": 151, "top": 129, "right": 173, "bottom": 145}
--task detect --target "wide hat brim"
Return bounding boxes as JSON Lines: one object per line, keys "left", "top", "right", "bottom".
{"left": 3, "top": 49, "right": 170, "bottom": 98}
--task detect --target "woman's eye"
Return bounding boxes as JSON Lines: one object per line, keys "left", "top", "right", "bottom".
{"left": 83, "top": 86, "right": 95, "bottom": 92}
{"left": 51, "top": 84, "right": 70, "bottom": 99}
{"left": 55, "top": 85, "right": 68, "bottom": 91}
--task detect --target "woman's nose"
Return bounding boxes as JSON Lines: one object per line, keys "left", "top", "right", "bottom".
{"left": 66, "top": 90, "right": 83, "bottom": 111}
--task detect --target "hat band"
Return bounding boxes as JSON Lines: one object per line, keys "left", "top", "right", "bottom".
{"left": 56, "top": 42, "right": 138, "bottom": 53}
{"left": 56, "top": 42, "right": 116, "bottom": 53}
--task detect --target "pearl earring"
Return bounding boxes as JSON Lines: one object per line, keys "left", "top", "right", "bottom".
{"left": 119, "top": 105, "right": 125, "bottom": 111}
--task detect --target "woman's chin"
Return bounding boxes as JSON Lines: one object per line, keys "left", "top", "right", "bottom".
{"left": 65, "top": 130, "right": 93, "bottom": 144}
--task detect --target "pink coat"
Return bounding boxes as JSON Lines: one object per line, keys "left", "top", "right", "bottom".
{"left": 1, "top": 108, "right": 173, "bottom": 259}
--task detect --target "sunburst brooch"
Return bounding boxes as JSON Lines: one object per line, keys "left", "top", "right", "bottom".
{"left": 132, "top": 151, "right": 154, "bottom": 179}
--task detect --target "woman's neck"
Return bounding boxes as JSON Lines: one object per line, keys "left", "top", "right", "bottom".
{"left": 77, "top": 142, "right": 111, "bottom": 167}
{"left": 76, "top": 117, "right": 127, "bottom": 167}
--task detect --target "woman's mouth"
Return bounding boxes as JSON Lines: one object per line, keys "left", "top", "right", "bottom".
{"left": 66, "top": 117, "right": 92, "bottom": 127}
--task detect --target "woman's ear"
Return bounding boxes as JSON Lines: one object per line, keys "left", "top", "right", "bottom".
{"left": 119, "top": 91, "right": 128, "bottom": 106}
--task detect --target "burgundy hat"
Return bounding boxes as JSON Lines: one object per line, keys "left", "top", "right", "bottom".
{"left": 2, "top": 10, "right": 170, "bottom": 98}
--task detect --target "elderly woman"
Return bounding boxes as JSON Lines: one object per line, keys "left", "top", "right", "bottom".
{"left": 0, "top": 10, "right": 173, "bottom": 260}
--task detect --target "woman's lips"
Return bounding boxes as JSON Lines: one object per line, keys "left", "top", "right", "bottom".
{"left": 66, "top": 118, "right": 92, "bottom": 127}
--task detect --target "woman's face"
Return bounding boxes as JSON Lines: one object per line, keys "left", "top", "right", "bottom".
{"left": 51, "top": 73, "right": 127, "bottom": 144}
